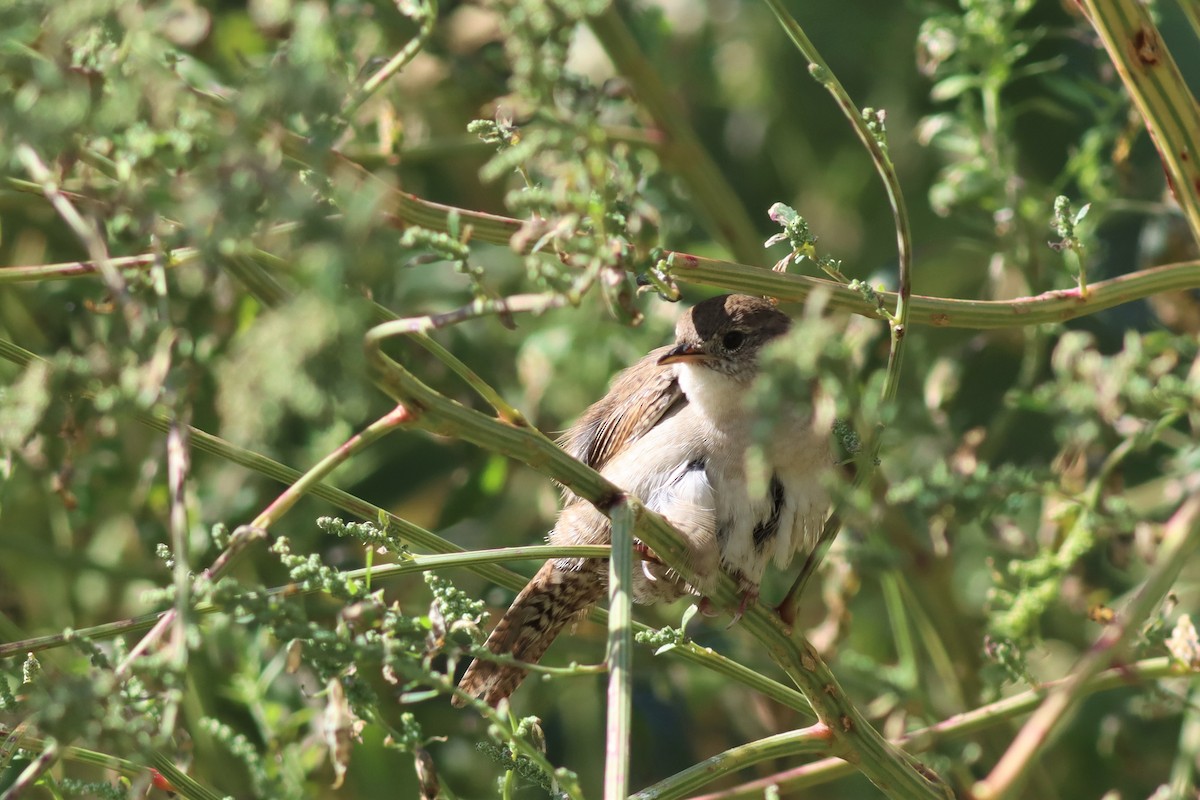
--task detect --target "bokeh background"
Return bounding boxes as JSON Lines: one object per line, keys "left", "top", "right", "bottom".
{"left": 2, "top": 0, "right": 1199, "bottom": 797}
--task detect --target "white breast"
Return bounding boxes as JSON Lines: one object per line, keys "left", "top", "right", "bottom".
{"left": 676, "top": 363, "right": 830, "bottom": 588}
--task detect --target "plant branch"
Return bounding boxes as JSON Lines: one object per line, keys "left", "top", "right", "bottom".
{"left": 11, "top": 240, "right": 1200, "bottom": 333}
{"left": 344, "top": 0, "right": 438, "bottom": 117}
{"left": 631, "top": 723, "right": 833, "bottom": 800}
{"left": 653, "top": 637, "right": 815, "bottom": 716}
{"left": 1078, "top": 0, "right": 1200, "bottom": 241}
{"left": 605, "top": 499, "right": 635, "bottom": 800}
{"left": 114, "top": 402, "right": 418, "bottom": 677}
{"left": 660, "top": 251, "right": 1200, "bottom": 328}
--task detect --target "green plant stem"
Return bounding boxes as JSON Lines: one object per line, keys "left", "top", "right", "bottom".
{"left": 657, "top": 638, "right": 814, "bottom": 715}
{"left": 14, "top": 146, "right": 115, "bottom": 290}
{"left": 394, "top": 295, "right": 567, "bottom": 424}
{"left": 395, "top": 293, "right": 570, "bottom": 335}
{"left": 15, "top": 239, "right": 1200, "bottom": 333}
{"left": 232, "top": 249, "right": 533, "bottom": 429}
{"left": 166, "top": 423, "right": 191, "bottom": 675}
{"left": 630, "top": 724, "right": 833, "bottom": 800}
{"left": 0, "top": 738, "right": 60, "bottom": 800}
{"left": 1176, "top": 0, "right": 1200, "bottom": 41}
{"left": 1080, "top": 0, "right": 1200, "bottom": 241}
{"left": 148, "top": 751, "right": 228, "bottom": 800}
{"left": 974, "top": 494, "right": 1200, "bottom": 800}
{"left": 757, "top": 0, "right": 914, "bottom": 335}
{"left": 1169, "top": 684, "right": 1200, "bottom": 797}
{"left": 407, "top": 329, "right": 530, "bottom": 424}
{"left": 254, "top": 404, "right": 414, "bottom": 530}
{"left": 345, "top": 0, "right": 437, "bottom": 117}
{"left": 0, "top": 730, "right": 220, "bottom": 800}
{"left": 684, "top": 657, "right": 1188, "bottom": 799}
{"left": 0, "top": 249, "right": 198, "bottom": 283}
{"left": 605, "top": 499, "right": 635, "bottom": 800}
{"left": 661, "top": 251, "right": 1200, "bottom": 328}
{"left": 458, "top": 695, "right": 584, "bottom": 800}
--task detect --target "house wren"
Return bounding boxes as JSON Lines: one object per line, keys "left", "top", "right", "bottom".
{"left": 455, "top": 294, "right": 831, "bottom": 706}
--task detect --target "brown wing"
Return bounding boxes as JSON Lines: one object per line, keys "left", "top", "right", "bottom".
{"left": 558, "top": 345, "right": 685, "bottom": 470}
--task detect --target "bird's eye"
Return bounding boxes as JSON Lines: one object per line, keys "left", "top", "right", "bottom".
{"left": 722, "top": 330, "right": 746, "bottom": 351}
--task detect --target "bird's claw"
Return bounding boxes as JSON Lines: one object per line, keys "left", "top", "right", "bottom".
{"left": 725, "top": 588, "right": 758, "bottom": 629}
{"left": 633, "top": 541, "right": 663, "bottom": 564}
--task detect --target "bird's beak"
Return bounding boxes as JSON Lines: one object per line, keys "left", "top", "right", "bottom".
{"left": 657, "top": 343, "right": 708, "bottom": 365}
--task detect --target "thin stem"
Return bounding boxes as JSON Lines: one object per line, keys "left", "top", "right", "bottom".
{"left": 661, "top": 251, "right": 1200, "bottom": 329}
{"left": 1169, "top": 684, "right": 1200, "bottom": 797}
{"left": 376, "top": 293, "right": 571, "bottom": 424}
{"left": 0, "top": 731, "right": 222, "bottom": 800}
{"left": 8, "top": 220, "right": 1200, "bottom": 333}
{"left": 166, "top": 422, "right": 191, "bottom": 668}
{"left": 630, "top": 724, "right": 833, "bottom": 800}
{"left": 604, "top": 499, "right": 635, "bottom": 800}
{"left": 256, "top": 404, "right": 412, "bottom": 529}
{"left": 13, "top": 144, "right": 142, "bottom": 340}
{"left": 756, "top": 0, "right": 916, "bottom": 622}
{"left": 407, "top": 331, "right": 529, "bottom": 425}
{"left": 0, "top": 249, "right": 200, "bottom": 283}
{"left": 344, "top": 0, "right": 437, "bottom": 117}
{"left": 394, "top": 293, "right": 570, "bottom": 335}
{"left": 0, "top": 739, "right": 60, "bottom": 800}
{"left": 658, "top": 639, "right": 814, "bottom": 715}
{"left": 1175, "top": 0, "right": 1200, "bottom": 41}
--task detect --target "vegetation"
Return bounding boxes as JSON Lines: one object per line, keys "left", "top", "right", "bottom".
{"left": 2, "top": 0, "right": 1199, "bottom": 798}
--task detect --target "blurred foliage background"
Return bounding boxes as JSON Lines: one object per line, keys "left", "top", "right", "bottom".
{"left": 1, "top": 0, "right": 1200, "bottom": 798}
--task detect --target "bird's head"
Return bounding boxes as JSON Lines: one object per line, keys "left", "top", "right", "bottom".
{"left": 657, "top": 294, "right": 791, "bottom": 381}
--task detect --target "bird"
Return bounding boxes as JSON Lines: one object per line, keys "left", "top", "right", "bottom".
{"left": 454, "top": 294, "right": 832, "bottom": 707}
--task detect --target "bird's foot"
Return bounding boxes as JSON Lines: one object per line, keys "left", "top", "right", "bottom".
{"left": 632, "top": 541, "right": 663, "bottom": 564}
{"left": 633, "top": 541, "right": 666, "bottom": 584}
{"left": 726, "top": 587, "right": 759, "bottom": 628}
{"left": 697, "top": 596, "right": 721, "bottom": 617}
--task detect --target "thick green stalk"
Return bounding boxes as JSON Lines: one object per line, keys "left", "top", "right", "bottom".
{"left": 1080, "top": 0, "right": 1200, "bottom": 241}
{"left": 661, "top": 251, "right": 1200, "bottom": 328}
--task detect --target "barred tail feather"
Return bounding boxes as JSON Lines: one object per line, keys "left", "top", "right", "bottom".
{"left": 454, "top": 560, "right": 606, "bottom": 707}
